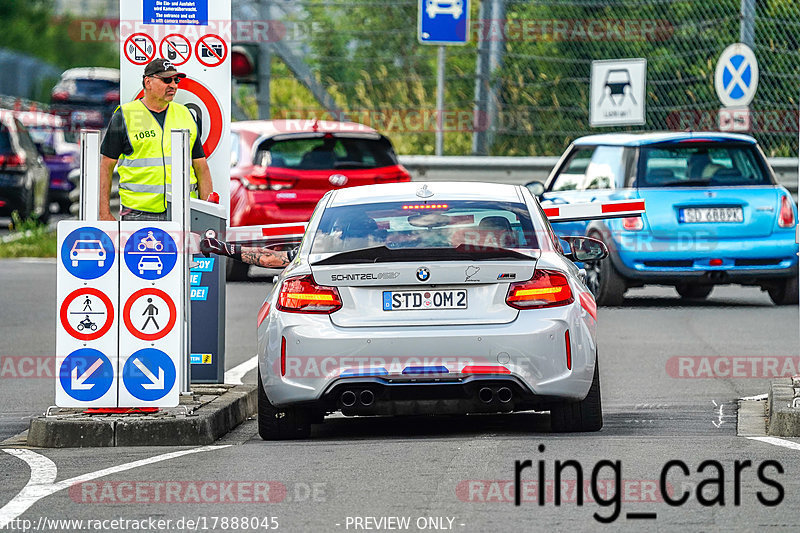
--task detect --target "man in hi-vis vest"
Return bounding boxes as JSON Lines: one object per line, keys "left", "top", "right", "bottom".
{"left": 99, "top": 58, "right": 213, "bottom": 221}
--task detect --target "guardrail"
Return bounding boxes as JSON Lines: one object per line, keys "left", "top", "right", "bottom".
{"left": 398, "top": 155, "right": 800, "bottom": 194}
{"left": 69, "top": 156, "right": 800, "bottom": 215}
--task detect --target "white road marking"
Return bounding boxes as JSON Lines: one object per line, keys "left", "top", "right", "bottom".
{"left": 740, "top": 393, "right": 768, "bottom": 401}
{"left": 0, "top": 445, "right": 229, "bottom": 529}
{"left": 225, "top": 354, "right": 258, "bottom": 385}
{"left": 748, "top": 436, "right": 800, "bottom": 451}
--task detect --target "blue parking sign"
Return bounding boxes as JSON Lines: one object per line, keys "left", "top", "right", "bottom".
{"left": 418, "top": 0, "right": 470, "bottom": 45}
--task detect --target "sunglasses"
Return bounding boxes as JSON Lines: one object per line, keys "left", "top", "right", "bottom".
{"left": 152, "top": 74, "right": 185, "bottom": 84}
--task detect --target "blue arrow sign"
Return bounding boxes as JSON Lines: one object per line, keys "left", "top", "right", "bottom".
{"left": 122, "top": 348, "right": 176, "bottom": 401}
{"left": 59, "top": 349, "right": 114, "bottom": 401}
{"left": 60, "top": 227, "right": 115, "bottom": 280}
{"left": 418, "top": 0, "right": 469, "bottom": 45}
{"left": 123, "top": 227, "right": 178, "bottom": 280}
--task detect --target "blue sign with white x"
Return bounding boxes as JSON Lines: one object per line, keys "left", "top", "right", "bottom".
{"left": 418, "top": 0, "right": 470, "bottom": 45}
{"left": 715, "top": 44, "right": 759, "bottom": 107}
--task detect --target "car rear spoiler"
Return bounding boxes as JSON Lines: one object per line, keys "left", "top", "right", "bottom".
{"left": 543, "top": 199, "right": 645, "bottom": 223}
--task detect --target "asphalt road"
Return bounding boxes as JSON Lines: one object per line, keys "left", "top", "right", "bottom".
{"left": 1, "top": 258, "right": 799, "bottom": 532}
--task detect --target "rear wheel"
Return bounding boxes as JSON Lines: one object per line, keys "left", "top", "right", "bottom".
{"left": 675, "top": 283, "right": 713, "bottom": 300}
{"left": 768, "top": 276, "right": 799, "bottom": 306}
{"left": 226, "top": 257, "right": 250, "bottom": 282}
{"left": 584, "top": 232, "right": 626, "bottom": 306}
{"left": 258, "top": 367, "right": 311, "bottom": 440}
{"left": 550, "top": 359, "right": 603, "bottom": 432}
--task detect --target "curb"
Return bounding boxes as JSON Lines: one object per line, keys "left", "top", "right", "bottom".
{"left": 27, "top": 384, "right": 257, "bottom": 448}
{"left": 766, "top": 378, "right": 800, "bottom": 436}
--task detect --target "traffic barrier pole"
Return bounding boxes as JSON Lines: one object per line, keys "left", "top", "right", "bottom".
{"left": 79, "top": 130, "right": 101, "bottom": 221}
{"left": 171, "top": 129, "right": 192, "bottom": 396}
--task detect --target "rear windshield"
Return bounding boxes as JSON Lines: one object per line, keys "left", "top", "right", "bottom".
{"left": 71, "top": 79, "right": 118, "bottom": 97}
{"left": 257, "top": 136, "right": 398, "bottom": 171}
{"left": 637, "top": 142, "right": 771, "bottom": 187}
{"left": 310, "top": 200, "right": 544, "bottom": 255}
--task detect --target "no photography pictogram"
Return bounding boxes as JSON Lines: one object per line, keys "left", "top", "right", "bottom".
{"left": 195, "top": 34, "right": 227, "bottom": 67}
{"left": 160, "top": 34, "right": 192, "bottom": 66}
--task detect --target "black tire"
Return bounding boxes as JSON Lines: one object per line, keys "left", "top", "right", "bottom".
{"left": 550, "top": 359, "right": 603, "bottom": 432}
{"left": 258, "top": 367, "right": 311, "bottom": 440}
{"left": 675, "top": 283, "right": 713, "bottom": 300}
{"left": 226, "top": 257, "right": 249, "bottom": 282}
{"left": 583, "top": 232, "right": 626, "bottom": 306}
{"left": 768, "top": 276, "right": 799, "bottom": 306}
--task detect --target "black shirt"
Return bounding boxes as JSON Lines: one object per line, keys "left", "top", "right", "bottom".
{"left": 100, "top": 101, "right": 205, "bottom": 160}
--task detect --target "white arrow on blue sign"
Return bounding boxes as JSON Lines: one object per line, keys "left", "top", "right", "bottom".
{"left": 59, "top": 349, "right": 114, "bottom": 401}
{"left": 418, "top": 0, "right": 470, "bottom": 45}
{"left": 122, "top": 348, "right": 176, "bottom": 402}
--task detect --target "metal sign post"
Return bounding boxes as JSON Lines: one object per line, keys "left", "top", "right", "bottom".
{"left": 79, "top": 130, "right": 101, "bottom": 221}
{"left": 171, "top": 129, "right": 192, "bottom": 396}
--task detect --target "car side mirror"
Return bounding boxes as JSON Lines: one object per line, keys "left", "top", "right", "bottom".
{"left": 562, "top": 236, "right": 608, "bottom": 262}
{"left": 525, "top": 181, "right": 545, "bottom": 197}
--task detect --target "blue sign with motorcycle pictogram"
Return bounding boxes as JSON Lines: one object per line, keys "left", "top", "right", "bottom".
{"left": 123, "top": 227, "right": 178, "bottom": 280}
{"left": 60, "top": 227, "right": 116, "bottom": 280}
{"left": 122, "top": 348, "right": 176, "bottom": 402}
{"left": 59, "top": 348, "right": 114, "bottom": 401}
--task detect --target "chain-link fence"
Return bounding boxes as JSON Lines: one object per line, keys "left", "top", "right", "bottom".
{"left": 241, "top": 0, "right": 800, "bottom": 157}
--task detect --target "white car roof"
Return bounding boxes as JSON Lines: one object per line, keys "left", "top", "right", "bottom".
{"left": 328, "top": 181, "right": 524, "bottom": 206}
{"left": 60, "top": 67, "right": 120, "bottom": 81}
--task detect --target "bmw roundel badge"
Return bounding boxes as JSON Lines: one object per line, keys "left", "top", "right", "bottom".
{"left": 416, "top": 267, "right": 430, "bottom": 282}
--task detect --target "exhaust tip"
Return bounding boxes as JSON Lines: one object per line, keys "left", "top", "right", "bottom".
{"left": 478, "top": 387, "right": 494, "bottom": 403}
{"left": 497, "top": 387, "right": 513, "bottom": 403}
{"left": 360, "top": 389, "right": 375, "bottom": 406}
{"left": 340, "top": 390, "right": 357, "bottom": 407}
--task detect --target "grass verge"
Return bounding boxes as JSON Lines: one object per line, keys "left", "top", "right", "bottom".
{"left": 0, "top": 213, "right": 57, "bottom": 258}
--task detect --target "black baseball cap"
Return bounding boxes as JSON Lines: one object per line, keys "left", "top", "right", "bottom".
{"left": 143, "top": 58, "right": 185, "bottom": 78}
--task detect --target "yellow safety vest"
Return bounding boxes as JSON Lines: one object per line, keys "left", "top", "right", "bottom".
{"left": 118, "top": 99, "right": 199, "bottom": 213}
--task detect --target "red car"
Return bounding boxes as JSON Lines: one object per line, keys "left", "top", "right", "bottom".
{"left": 227, "top": 120, "right": 411, "bottom": 278}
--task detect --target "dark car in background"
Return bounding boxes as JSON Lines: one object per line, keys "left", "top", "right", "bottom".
{"left": 227, "top": 119, "right": 412, "bottom": 279}
{"left": 0, "top": 110, "right": 50, "bottom": 221}
{"left": 15, "top": 111, "right": 79, "bottom": 212}
{"left": 50, "top": 67, "right": 120, "bottom": 137}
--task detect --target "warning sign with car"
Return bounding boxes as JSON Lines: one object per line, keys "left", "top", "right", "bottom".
{"left": 119, "top": 0, "right": 231, "bottom": 216}
{"left": 590, "top": 58, "right": 647, "bottom": 127}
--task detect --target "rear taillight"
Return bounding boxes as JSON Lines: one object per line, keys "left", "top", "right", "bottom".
{"left": 779, "top": 195, "right": 795, "bottom": 228}
{"left": 0, "top": 153, "right": 27, "bottom": 171}
{"left": 277, "top": 275, "right": 342, "bottom": 314}
{"left": 240, "top": 166, "right": 297, "bottom": 191}
{"left": 51, "top": 90, "right": 69, "bottom": 102}
{"left": 374, "top": 169, "right": 412, "bottom": 183}
{"left": 622, "top": 216, "right": 643, "bottom": 231}
{"left": 104, "top": 90, "right": 120, "bottom": 103}
{"left": 506, "top": 269, "right": 574, "bottom": 309}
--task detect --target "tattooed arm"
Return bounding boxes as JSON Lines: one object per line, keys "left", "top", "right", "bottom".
{"left": 200, "top": 237, "right": 290, "bottom": 268}
{"left": 240, "top": 246, "right": 289, "bottom": 267}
